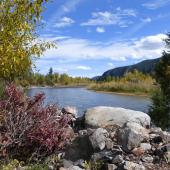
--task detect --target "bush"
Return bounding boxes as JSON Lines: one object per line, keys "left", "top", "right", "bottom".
{"left": 0, "top": 84, "right": 73, "bottom": 161}
{"left": 149, "top": 89, "right": 170, "bottom": 130}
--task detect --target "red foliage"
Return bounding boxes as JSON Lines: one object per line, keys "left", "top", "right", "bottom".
{"left": 0, "top": 84, "right": 73, "bottom": 159}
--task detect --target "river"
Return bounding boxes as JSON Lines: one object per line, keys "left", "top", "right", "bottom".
{"left": 27, "top": 87, "right": 151, "bottom": 117}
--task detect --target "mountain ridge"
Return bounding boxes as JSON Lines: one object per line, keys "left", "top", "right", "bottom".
{"left": 94, "top": 58, "right": 160, "bottom": 80}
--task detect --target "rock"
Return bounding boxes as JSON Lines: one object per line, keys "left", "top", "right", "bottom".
{"left": 151, "top": 136, "right": 163, "bottom": 144}
{"left": 74, "top": 159, "right": 85, "bottom": 168}
{"left": 160, "top": 131, "right": 170, "bottom": 143}
{"left": 110, "top": 131, "right": 116, "bottom": 139}
{"left": 68, "top": 166, "right": 83, "bottom": 170}
{"left": 153, "top": 144, "right": 170, "bottom": 159}
{"left": 91, "top": 152, "right": 103, "bottom": 161}
{"left": 89, "top": 128, "right": 109, "bottom": 150}
{"left": 87, "top": 128, "right": 95, "bottom": 136}
{"left": 78, "top": 130, "right": 88, "bottom": 136}
{"left": 85, "top": 107, "right": 150, "bottom": 128}
{"left": 124, "top": 161, "right": 145, "bottom": 170}
{"left": 65, "top": 135, "right": 94, "bottom": 161}
{"left": 112, "top": 155, "right": 124, "bottom": 164}
{"left": 63, "top": 106, "right": 78, "bottom": 118}
{"left": 64, "top": 126, "right": 75, "bottom": 139}
{"left": 126, "top": 122, "right": 149, "bottom": 139}
{"left": 165, "top": 152, "right": 170, "bottom": 163}
{"left": 118, "top": 123, "right": 148, "bottom": 152}
{"left": 59, "top": 168, "right": 66, "bottom": 170}
{"left": 132, "top": 148, "right": 145, "bottom": 156}
{"left": 74, "top": 116, "right": 85, "bottom": 131}
{"left": 140, "top": 143, "right": 152, "bottom": 151}
{"left": 91, "top": 151, "right": 114, "bottom": 162}
{"left": 150, "top": 127, "right": 162, "bottom": 134}
{"left": 106, "top": 138, "right": 114, "bottom": 150}
{"left": 63, "top": 159, "right": 74, "bottom": 168}
{"left": 141, "top": 155, "right": 153, "bottom": 163}
{"left": 108, "top": 164, "right": 117, "bottom": 170}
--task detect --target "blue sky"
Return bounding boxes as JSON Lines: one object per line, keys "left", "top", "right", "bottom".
{"left": 36, "top": 0, "right": 170, "bottom": 77}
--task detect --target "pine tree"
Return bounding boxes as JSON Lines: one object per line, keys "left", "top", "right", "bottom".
{"left": 149, "top": 34, "right": 170, "bottom": 129}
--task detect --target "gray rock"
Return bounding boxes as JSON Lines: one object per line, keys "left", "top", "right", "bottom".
{"left": 106, "top": 138, "right": 114, "bottom": 150}
{"left": 160, "top": 131, "right": 170, "bottom": 143}
{"left": 91, "top": 151, "right": 114, "bottom": 161}
{"left": 68, "top": 166, "right": 83, "bottom": 170}
{"left": 79, "top": 130, "right": 88, "bottom": 136}
{"left": 117, "top": 122, "right": 150, "bottom": 152}
{"left": 74, "top": 159, "right": 85, "bottom": 167}
{"left": 63, "top": 106, "right": 78, "bottom": 118}
{"left": 124, "top": 161, "right": 145, "bottom": 170}
{"left": 65, "top": 135, "right": 94, "bottom": 161}
{"left": 160, "top": 143, "right": 170, "bottom": 152}
{"left": 140, "top": 143, "right": 152, "bottom": 151}
{"left": 141, "top": 155, "right": 153, "bottom": 163}
{"left": 85, "top": 107, "right": 150, "bottom": 128}
{"left": 112, "top": 155, "right": 124, "bottom": 164}
{"left": 108, "top": 164, "right": 117, "bottom": 170}
{"left": 150, "top": 127, "right": 162, "bottom": 134}
{"left": 64, "top": 126, "right": 75, "bottom": 139}
{"left": 59, "top": 168, "right": 66, "bottom": 170}
{"left": 89, "top": 128, "right": 109, "bottom": 150}
{"left": 63, "top": 159, "right": 74, "bottom": 168}
{"left": 91, "top": 152, "right": 103, "bottom": 161}
{"left": 126, "top": 122, "right": 149, "bottom": 139}
{"left": 165, "top": 152, "right": 170, "bottom": 163}
{"left": 87, "top": 128, "right": 95, "bottom": 135}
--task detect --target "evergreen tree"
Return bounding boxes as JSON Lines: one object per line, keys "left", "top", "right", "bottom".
{"left": 149, "top": 34, "right": 170, "bottom": 129}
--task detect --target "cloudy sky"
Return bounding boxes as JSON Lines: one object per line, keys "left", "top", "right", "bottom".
{"left": 36, "top": 0, "right": 170, "bottom": 77}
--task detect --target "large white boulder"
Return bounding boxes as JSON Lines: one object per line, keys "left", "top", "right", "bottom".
{"left": 85, "top": 106, "right": 150, "bottom": 128}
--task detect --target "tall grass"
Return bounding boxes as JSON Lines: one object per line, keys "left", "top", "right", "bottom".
{"left": 89, "top": 71, "right": 156, "bottom": 95}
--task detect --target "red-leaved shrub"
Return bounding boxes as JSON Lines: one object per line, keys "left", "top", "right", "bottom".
{"left": 0, "top": 84, "right": 73, "bottom": 160}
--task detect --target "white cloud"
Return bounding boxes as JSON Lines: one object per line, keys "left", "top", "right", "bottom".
{"left": 108, "top": 63, "right": 115, "bottom": 67}
{"left": 46, "top": 0, "right": 82, "bottom": 29}
{"left": 76, "top": 66, "right": 92, "bottom": 70}
{"left": 96, "top": 27, "right": 105, "bottom": 33}
{"left": 54, "top": 17, "right": 75, "bottom": 28}
{"left": 81, "top": 8, "right": 137, "bottom": 27}
{"left": 42, "top": 34, "right": 167, "bottom": 62}
{"left": 142, "top": 17, "right": 152, "bottom": 23}
{"left": 143, "top": 0, "right": 170, "bottom": 9}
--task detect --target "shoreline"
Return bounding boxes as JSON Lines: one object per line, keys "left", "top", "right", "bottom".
{"left": 88, "top": 89, "right": 150, "bottom": 97}
{"left": 27, "top": 85, "right": 87, "bottom": 89}
{"left": 27, "top": 85, "right": 150, "bottom": 97}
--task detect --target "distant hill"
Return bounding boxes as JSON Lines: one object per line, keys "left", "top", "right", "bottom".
{"left": 94, "top": 58, "right": 160, "bottom": 80}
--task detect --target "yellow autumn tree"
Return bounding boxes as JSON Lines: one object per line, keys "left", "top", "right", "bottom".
{"left": 0, "top": 0, "right": 54, "bottom": 81}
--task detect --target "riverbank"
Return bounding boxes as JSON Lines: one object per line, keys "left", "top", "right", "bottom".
{"left": 90, "top": 89, "right": 150, "bottom": 97}
{"left": 88, "top": 81, "right": 156, "bottom": 97}
{"left": 27, "top": 84, "right": 87, "bottom": 89}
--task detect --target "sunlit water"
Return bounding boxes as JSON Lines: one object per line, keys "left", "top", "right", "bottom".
{"left": 27, "top": 87, "right": 151, "bottom": 117}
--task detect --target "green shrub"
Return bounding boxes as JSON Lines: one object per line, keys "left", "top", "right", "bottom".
{"left": 149, "top": 89, "right": 170, "bottom": 130}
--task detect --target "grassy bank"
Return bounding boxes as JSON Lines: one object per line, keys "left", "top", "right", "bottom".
{"left": 88, "top": 81, "right": 155, "bottom": 96}
{"left": 88, "top": 71, "right": 156, "bottom": 96}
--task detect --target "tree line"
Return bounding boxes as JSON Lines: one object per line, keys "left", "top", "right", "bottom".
{"left": 15, "top": 68, "right": 92, "bottom": 87}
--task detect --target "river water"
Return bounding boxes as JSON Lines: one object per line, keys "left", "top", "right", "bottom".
{"left": 27, "top": 87, "right": 151, "bottom": 117}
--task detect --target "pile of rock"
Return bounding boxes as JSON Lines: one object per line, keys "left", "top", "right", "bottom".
{"left": 59, "top": 106, "right": 170, "bottom": 170}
